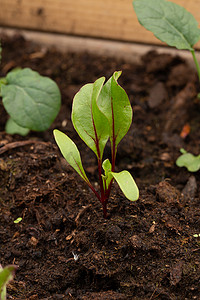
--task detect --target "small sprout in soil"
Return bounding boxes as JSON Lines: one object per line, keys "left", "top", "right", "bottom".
{"left": 133, "top": 0, "right": 200, "bottom": 170}
{"left": 0, "top": 41, "right": 61, "bottom": 136}
{"left": 0, "top": 264, "right": 17, "bottom": 300}
{"left": 176, "top": 149, "right": 200, "bottom": 172}
{"left": 193, "top": 233, "right": 200, "bottom": 238}
{"left": 54, "top": 71, "right": 139, "bottom": 218}
{"left": 14, "top": 217, "right": 22, "bottom": 224}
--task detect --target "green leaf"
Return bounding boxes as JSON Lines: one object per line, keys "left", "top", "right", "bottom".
{"left": 0, "top": 265, "right": 17, "bottom": 300}
{"left": 14, "top": 217, "right": 22, "bottom": 224}
{"left": 5, "top": 118, "right": 30, "bottom": 136}
{"left": 1, "top": 68, "right": 61, "bottom": 131}
{"left": 111, "top": 170, "right": 139, "bottom": 201}
{"left": 71, "top": 77, "right": 109, "bottom": 159}
{"left": 133, "top": 0, "right": 200, "bottom": 50}
{"left": 102, "top": 159, "right": 113, "bottom": 190}
{"left": 53, "top": 129, "right": 90, "bottom": 184}
{"left": 97, "top": 71, "right": 132, "bottom": 153}
{"left": 176, "top": 151, "right": 200, "bottom": 172}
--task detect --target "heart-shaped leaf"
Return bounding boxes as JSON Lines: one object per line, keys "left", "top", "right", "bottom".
{"left": 176, "top": 150, "right": 200, "bottom": 172}
{"left": 2, "top": 68, "right": 61, "bottom": 131}
{"left": 133, "top": 0, "right": 200, "bottom": 50}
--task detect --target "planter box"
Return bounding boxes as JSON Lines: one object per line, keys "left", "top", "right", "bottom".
{"left": 1, "top": 0, "right": 200, "bottom": 48}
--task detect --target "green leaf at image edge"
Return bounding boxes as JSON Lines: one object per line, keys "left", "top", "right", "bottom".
{"left": 0, "top": 41, "right": 2, "bottom": 63}
{"left": 133, "top": 0, "right": 200, "bottom": 50}
{"left": 0, "top": 265, "right": 17, "bottom": 300}
{"left": 53, "top": 129, "right": 90, "bottom": 184}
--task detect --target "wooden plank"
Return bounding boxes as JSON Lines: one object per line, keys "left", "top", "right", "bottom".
{"left": 0, "top": 0, "right": 200, "bottom": 48}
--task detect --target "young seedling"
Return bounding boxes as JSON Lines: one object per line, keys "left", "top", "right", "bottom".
{"left": 54, "top": 71, "right": 139, "bottom": 218}
{"left": 0, "top": 264, "right": 17, "bottom": 300}
{"left": 133, "top": 0, "right": 200, "bottom": 171}
{"left": 0, "top": 40, "right": 61, "bottom": 136}
{"left": 176, "top": 149, "right": 200, "bottom": 172}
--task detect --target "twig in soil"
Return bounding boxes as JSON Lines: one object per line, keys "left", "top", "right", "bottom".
{"left": 0, "top": 140, "right": 48, "bottom": 155}
{"left": 150, "top": 288, "right": 161, "bottom": 300}
{"left": 75, "top": 205, "right": 92, "bottom": 225}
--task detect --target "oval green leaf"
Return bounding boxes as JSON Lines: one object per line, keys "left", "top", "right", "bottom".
{"left": 133, "top": 0, "right": 200, "bottom": 50}
{"left": 53, "top": 129, "right": 90, "bottom": 183}
{"left": 111, "top": 170, "right": 139, "bottom": 201}
{"left": 97, "top": 71, "right": 132, "bottom": 151}
{"left": 2, "top": 68, "right": 61, "bottom": 131}
{"left": 72, "top": 77, "right": 109, "bottom": 159}
{"left": 14, "top": 217, "right": 22, "bottom": 224}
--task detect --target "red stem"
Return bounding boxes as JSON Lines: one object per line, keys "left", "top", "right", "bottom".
{"left": 87, "top": 182, "right": 101, "bottom": 202}
{"left": 88, "top": 97, "right": 118, "bottom": 218}
{"left": 111, "top": 97, "right": 116, "bottom": 172}
{"left": 102, "top": 201, "right": 108, "bottom": 219}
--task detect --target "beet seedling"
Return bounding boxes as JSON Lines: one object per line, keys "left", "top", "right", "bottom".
{"left": 54, "top": 71, "right": 139, "bottom": 218}
{"left": 133, "top": 0, "right": 200, "bottom": 171}
{"left": 0, "top": 40, "right": 61, "bottom": 136}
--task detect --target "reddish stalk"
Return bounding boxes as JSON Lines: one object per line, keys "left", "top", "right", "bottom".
{"left": 111, "top": 98, "right": 116, "bottom": 172}
{"left": 91, "top": 111, "right": 108, "bottom": 217}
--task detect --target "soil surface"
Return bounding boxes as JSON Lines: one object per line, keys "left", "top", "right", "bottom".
{"left": 0, "top": 34, "right": 200, "bottom": 300}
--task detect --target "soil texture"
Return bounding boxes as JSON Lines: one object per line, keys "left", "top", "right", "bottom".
{"left": 0, "top": 34, "right": 200, "bottom": 300}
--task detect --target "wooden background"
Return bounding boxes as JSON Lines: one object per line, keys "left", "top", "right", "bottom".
{"left": 0, "top": 0, "right": 200, "bottom": 48}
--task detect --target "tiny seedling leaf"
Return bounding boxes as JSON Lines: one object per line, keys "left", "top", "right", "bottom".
{"left": 14, "top": 217, "right": 22, "bottom": 224}
{"left": 193, "top": 233, "right": 200, "bottom": 238}
{"left": 102, "top": 159, "right": 113, "bottom": 189}
{"left": 176, "top": 150, "right": 200, "bottom": 172}
{"left": 97, "top": 71, "right": 132, "bottom": 153}
{"left": 2, "top": 68, "right": 61, "bottom": 132}
{"left": 133, "top": 0, "right": 200, "bottom": 50}
{"left": 5, "top": 118, "right": 30, "bottom": 136}
{"left": 0, "top": 265, "right": 17, "bottom": 300}
{"left": 72, "top": 77, "right": 109, "bottom": 159}
{"left": 111, "top": 170, "right": 139, "bottom": 201}
{"left": 53, "top": 129, "right": 90, "bottom": 184}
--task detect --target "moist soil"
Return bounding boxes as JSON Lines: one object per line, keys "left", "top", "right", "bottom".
{"left": 0, "top": 34, "right": 200, "bottom": 300}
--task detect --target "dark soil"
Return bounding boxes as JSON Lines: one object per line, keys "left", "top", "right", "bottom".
{"left": 0, "top": 34, "right": 200, "bottom": 300}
